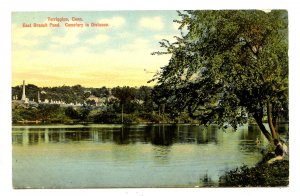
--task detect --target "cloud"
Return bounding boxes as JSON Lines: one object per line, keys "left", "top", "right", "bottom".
{"left": 98, "top": 16, "right": 125, "bottom": 28}
{"left": 12, "top": 33, "right": 172, "bottom": 88}
{"left": 120, "top": 38, "right": 150, "bottom": 51}
{"left": 85, "top": 34, "right": 110, "bottom": 45}
{"left": 12, "top": 23, "right": 51, "bottom": 47}
{"left": 12, "top": 21, "right": 87, "bottom": 48}
{"left": 117, "top": 31, "right": 131, "bottom": 39}
{"left": 51, "top": 27, "right": 86, "bottom": 45}
{"left": 139, "top": 16, "right": 164, "bottom": 31}
{"left": 12, "top": 14, "right": 174, "bottom": 87}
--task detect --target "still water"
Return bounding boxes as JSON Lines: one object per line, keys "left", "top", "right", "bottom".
{"left": 13, "top": 124, "right": 268, "bottom": 188}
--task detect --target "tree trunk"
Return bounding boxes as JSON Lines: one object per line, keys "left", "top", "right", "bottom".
{"left": 273, "top": 115, "right": 279, "bottom": 134}
{"left": 253, "top": 112, "right": 273, "bottom": 142}
{"left": 267, "top": 100, "right": 278, "bottom": 139}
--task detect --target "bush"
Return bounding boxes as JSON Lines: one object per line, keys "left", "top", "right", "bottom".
{"left": 65, "top": 107, "right": 79, "bottom": 119}
{"left": 12, "top": 107, "right": 38, "bottom": 122}
{"left": 174, "top": 112, "right": 195, "bottom": 123}
{"left": 219, "top": 160, "right": 289, "bottom": 187}
{"left": 93, "top": 111, "right": 120, "bottom": 123}
{"left": 122, "top": 114, "right": 139, "bottom": 124}
{"left": 138, "top": 112, "right": 162, "bottom": 123}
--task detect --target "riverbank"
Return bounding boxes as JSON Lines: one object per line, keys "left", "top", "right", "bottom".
{"left": 219, "top": 156, "right": 289, "bottom": 187}
{"left": 12, "top": 105, "right": 200, "bottom": 125}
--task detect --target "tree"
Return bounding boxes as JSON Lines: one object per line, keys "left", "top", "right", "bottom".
{"left": 65, "top": 107, "right": 79, "bottom": 119}
{"left": 36, "top": 104, "right": 61, "bottom": 122}
{"left": 111, "top": 86, "right": 137, "bottom": 113}
{"left": 152, "top": 10, "right": 288, "bottom": 142}
{"left": 136, "top": 86, "right": 155, "bottom": 113}
{"left": 79, "top": 105, "right": 92, "bottom": 121}
{"left": 86, "top": 99, "right": 96, "bottom": 106}
{"left": 12, "top": 84, "right": 40, "bottom": 101}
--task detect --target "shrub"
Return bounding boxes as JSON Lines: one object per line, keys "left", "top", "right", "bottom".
{"left": 219, "top": 160, "right": 289, "bottom": 187}
{"left": 93, "top": 111, "right": 120, "bottom": 124}
{"left": 138, "top": 112, "right": 162, "bottom": 123}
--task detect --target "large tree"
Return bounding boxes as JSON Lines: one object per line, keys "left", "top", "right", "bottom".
{"left": 111, "top": 86, "right": 138, "bottom": 113}
{"left": 152, "top": 10, "right": 288, "bottom": 142}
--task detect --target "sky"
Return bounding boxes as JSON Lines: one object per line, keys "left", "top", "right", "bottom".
{"left": 12, "top": 11, "right": 182, "bottom": 88}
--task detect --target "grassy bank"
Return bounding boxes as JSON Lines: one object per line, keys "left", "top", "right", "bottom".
{"left": 219, "top": 159, "right": 289, "bottom": 187}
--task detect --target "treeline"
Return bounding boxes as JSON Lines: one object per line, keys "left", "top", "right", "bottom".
{"left": 12, "top": 84, "right": 158, "bottom": 113}
{"left": 13, "top": 84, "right": 110, "bottom": 104}
{"left": 12, "top": 84, "right": 197, "bottom": 124}
{"left": 12, "top": 103, "right": 195, "bottom": 124}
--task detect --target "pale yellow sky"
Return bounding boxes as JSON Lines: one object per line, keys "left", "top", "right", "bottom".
{"left": 12, "top": 11, "right": 180, "bottom": 87}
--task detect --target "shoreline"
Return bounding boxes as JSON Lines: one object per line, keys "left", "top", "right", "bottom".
{"left": 12, "top": 122, "right": 202, "bottom": 129}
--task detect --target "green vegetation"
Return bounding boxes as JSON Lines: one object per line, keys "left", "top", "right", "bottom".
{"left": 12, "top": 104, "right": 176, "bottom": 124}
{"left": 12, "top": 108, "right": 166, "bottom": 125}
{"left": 152, "top": 10, "right": 288, "bottom": 143}
{"left": 12, "top": 83, "right": 199, "bottom": 124}
{"left": 219, "top": 160, "right": 289, "bottom": 187}
{"left": 12, "top": 104, "right": 68, "bottom": 124}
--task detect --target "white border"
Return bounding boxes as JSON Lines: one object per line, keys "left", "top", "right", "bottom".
{"left": 1, "top": 0, "right": 300, "bottom": 196}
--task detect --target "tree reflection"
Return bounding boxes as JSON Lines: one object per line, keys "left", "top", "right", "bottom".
{"left": 148, "top": 125, "right": 176, "bottom": 146}
{"left": 239, "top": 125, "right": 265, "bottom": 153}
{"left": 243, "top": 125, "right": 264, "bottom": 142}
{"left": 175, "top": 125, "right": 218, "bottom": 145}
{"left": 113, "top": 127, "right": 130, "bottom": 145}
{"left": 12, "top": 124, "right": 220, "bottom": 146}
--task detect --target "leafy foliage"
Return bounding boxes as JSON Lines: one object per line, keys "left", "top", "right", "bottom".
{"left": 219, "top": 160, "right": 289, "bottom": 187}
{"left": 65, "top": 107, "right": 80, "bottom": 119}
{"left": 13, "top": 104, "right": 67, "bottom": 123}
{"left": 93, "top": 111, "right": 120, "bottom": 123}
{"left": 153, "top": 10, "right": 288, "bottom": 141}
{"left": 12, "top": 83, "right": 170, "bottom": 124}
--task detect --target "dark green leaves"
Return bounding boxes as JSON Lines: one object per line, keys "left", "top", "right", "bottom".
{"left": 153, "top": 10, "right": 288, "bottom": 130}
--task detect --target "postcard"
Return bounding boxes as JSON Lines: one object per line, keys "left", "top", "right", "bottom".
{"left": 11, "top": 10, "right": 289, "bottom": 189}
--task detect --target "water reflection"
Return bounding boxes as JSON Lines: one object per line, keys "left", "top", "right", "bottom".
{"left": 238, "top": 125, "right": 267, "bottom": 153}
{"left": 12, "top": 124, "right": 222, "bottom": 146}
{"left": 113, "top": 128, "right": 130, "bottom": 145}
{"left": 13, "top": 124, "right": 286, "bottom": 188}
{"left": 146, "top": 125, "right": 176, "bottom": 146}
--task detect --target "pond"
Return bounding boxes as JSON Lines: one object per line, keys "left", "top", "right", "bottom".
{"left": 12, "top": 124, "right": 272, "bottom": 188}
